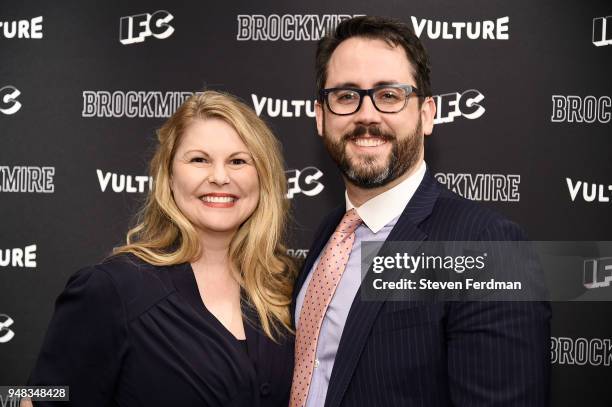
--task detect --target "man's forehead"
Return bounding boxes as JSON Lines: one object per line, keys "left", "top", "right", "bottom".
{"left": 326, "top": 36, "right": 416, "bottom": 88}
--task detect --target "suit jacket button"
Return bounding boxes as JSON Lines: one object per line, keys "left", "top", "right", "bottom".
{"left": 260, "top": 382, "right": 271, "bottom": 396}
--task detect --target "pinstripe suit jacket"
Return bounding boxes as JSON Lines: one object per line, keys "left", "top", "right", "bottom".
{"left": 292, "top": 170, "right": 551, "bottom": 407}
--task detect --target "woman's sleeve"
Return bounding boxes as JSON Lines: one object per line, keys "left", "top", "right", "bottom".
{"left": 28, "top": 266, "right": 128, "bottom": 406}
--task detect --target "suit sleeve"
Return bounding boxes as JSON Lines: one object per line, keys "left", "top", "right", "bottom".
{"left": 28, "top": 266, "right": 128, "bottom": 406}
{"left": 446, "top": 218, "right": 552, "bottom": 406}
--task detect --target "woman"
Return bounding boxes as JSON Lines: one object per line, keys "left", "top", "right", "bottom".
{"left": 25, "top": 91, "right": 296, "bottom": 406}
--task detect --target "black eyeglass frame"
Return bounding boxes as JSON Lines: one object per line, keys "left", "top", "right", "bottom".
{"left": 319, "top": 84, "right": 425, "bottom": 116}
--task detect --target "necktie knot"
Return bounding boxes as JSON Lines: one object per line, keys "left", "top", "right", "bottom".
{"left": 335, "top": 208, "right": 362, "bottom": 235}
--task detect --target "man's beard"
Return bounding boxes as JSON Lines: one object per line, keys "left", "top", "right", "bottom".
{"left": 322, "top": 118, "right": 423, "bottom": 189}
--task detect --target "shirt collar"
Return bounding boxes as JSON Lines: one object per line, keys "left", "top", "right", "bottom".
{"left": 345, "top": 160, "right": 426, "bottom": 233}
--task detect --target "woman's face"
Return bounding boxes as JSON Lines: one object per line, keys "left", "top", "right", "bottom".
{"left": 171, "top": 118, "right": 260, "bottom": 238}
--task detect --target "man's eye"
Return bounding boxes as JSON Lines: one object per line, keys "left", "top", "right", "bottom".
{"left": 332, "top": 91, "right": 359, "bottom": 104}
{"left": 338, "top": 92, "right": 357, "bottom": 100}
{"left": 380, "top": 92, "right": 400, "bottom": 100}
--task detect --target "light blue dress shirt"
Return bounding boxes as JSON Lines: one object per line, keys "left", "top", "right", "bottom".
{"left": 295, "top": 161, "right": 426, "bottom": 407}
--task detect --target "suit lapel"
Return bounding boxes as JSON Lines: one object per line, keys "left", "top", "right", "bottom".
{"left": 324, "top": 170, "right": 442, "bottom": 407}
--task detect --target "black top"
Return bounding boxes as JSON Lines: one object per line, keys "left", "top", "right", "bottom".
{"left": 28, "top": 254, "right": 294, "bottom": 407}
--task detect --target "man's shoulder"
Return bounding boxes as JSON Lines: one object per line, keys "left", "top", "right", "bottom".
{"left": 425, "top": 182, "right": 526, "bottom": 240}
{"left": 435, "top": 184, "right": 502, "bottom": 221}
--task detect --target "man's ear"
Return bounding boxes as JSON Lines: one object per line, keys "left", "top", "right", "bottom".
{"left": 315, "top": 100, "right": 324, "bottom": 137}
{"left": 420, "top": 96, "right": 436, "bottom": 136}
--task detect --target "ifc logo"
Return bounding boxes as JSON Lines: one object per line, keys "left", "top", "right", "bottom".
{"left": 0, "top": 314, "right": 15, "bottom": 343}
{"left": 286, "top": 167, "right": 324, "bottom": 199}
{"left": 119, "top": 10, "right": 174, "bottom": 45}
{"left": 0, "top": 86, "right": 22, "bottom": 115}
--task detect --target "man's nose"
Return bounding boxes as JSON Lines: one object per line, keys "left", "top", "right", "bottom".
{"left": 353, "top": 94, "right": 381, "bottom": 125}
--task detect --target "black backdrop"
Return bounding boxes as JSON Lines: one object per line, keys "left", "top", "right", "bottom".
{"left": 1, "top": 1, "right": 611, "bottom": 406}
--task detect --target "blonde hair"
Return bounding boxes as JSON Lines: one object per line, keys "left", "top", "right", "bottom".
{"left": 114, "top": 91, "right": 296, "bottom": 339}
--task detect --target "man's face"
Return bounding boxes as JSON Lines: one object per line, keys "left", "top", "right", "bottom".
{"left": 315, "top": 37, "right": 435, "bottom": 189}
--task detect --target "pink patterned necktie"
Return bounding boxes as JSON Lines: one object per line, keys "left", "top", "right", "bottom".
{"left": 290, "top": 208, "right": 362, "bottom": 407}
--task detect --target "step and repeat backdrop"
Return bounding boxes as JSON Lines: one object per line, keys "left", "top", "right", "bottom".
{"left": 1, "top": 1, "right": 611, "bottom": 405}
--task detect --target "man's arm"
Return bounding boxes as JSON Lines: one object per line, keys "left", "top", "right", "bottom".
{"left": 446, "top": 219, "right": 551, "bottom": 406}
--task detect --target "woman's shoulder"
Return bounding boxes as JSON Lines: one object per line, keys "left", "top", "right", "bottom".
{"left": 98, "top": 252, "right": 160, "bottom": 274}
{"left": 93, "top": 252, "right": 165, "bottom": 282}
{"left": 71, "top": 253, "right": 179, "bottom": 319}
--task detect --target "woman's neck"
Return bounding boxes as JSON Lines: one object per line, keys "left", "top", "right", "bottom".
{"left": 192, "top": 229, "right": 235, "bottom": 277}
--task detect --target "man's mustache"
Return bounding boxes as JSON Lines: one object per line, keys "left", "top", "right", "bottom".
{"left": 342, "top": 125, "right": 395, "bottom": 142}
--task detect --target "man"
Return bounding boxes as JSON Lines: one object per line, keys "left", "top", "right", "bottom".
{"left": 290, "top": 16, "right": 550, "bottom": 407}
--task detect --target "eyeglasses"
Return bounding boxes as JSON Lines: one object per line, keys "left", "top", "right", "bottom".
{"left": 319, "top": 84, "right": 423, "bottom": 115}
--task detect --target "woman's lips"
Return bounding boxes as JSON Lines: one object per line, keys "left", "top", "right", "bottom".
{"left": 200, "top": 193, "right": 238, "bottom": 208}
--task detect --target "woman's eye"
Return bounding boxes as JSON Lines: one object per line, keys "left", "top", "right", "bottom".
{"left": 190, "top": 157, "right": 208, "bottom": 164}
{"left": 230, "top": 158, "right": 247, "bottom": 165}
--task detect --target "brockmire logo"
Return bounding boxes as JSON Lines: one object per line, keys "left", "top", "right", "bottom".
{"left": 0, "top": 166, "right": 55, "bottom": 193}
{"left": 435, "top": 173, "right": 520, "bottom": 202}
{"left": 551, "top": 95, "right": 611, "bottom": 123}
{"left": 82, "top": 91, "right": 197, "bottom": 118}
{"left": 551, "top": 336, "right": 612, "bottom": 366}
{"left": 236, "top": 14, "right": 363, "bottom": 41}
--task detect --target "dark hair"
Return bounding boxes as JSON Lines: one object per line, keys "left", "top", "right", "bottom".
{"left": 315, "top": 16, "right": 432, "bottom": 103}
